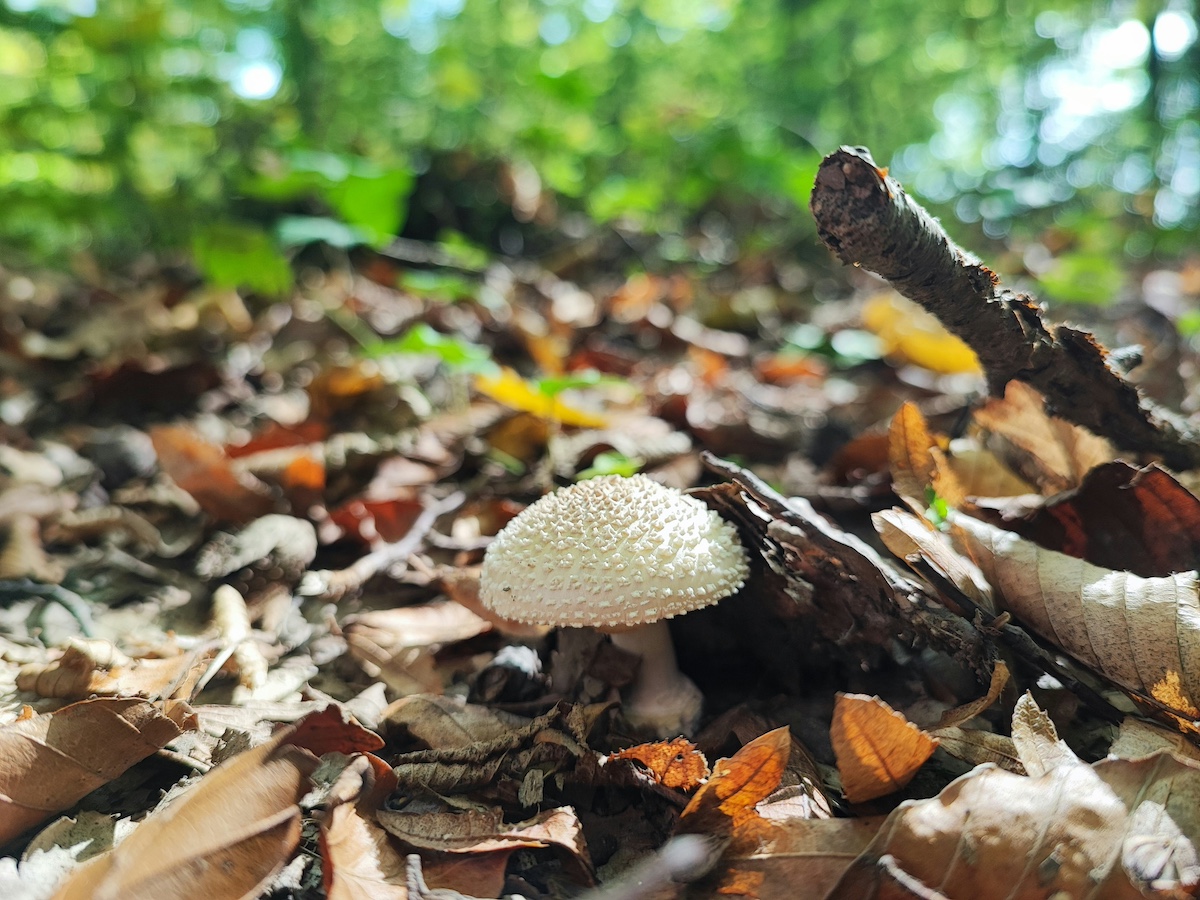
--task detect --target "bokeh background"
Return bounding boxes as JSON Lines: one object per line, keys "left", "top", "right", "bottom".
{"left": 1, "top": 0, "right": 1197, "bottom": 302}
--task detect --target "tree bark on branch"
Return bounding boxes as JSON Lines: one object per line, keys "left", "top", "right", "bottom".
{"left": 809, "top": 145, "right": 1200, "bottom": 471}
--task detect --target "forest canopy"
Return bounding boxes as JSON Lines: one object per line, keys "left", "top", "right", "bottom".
{"left": 1, "top": 0, "right": 1197, "bottom": 298}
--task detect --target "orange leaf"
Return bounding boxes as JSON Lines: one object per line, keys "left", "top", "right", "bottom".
{"left": 0, "top": 698, "right": 196, "bottom": 844}
{"left": 150, "top": 424, "right": 274, "bottom": 524}
{"left": 831, "top": 693, "right": 937, "bottom": 803}
{"left": 887, "top": 403, "right": 964, "bottom": 514}
{"left": 679, "top": 727, "right": 790, "bottom": 834}
{"left": 888, "top": 402, "right": 938, "bottom": 513}
{"left": 610, "top": 738, "right": 710, "bottom": 791}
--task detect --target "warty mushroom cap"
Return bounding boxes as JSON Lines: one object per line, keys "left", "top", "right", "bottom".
{"left": 479, "top": 473, "right": 749, "bottom": 628}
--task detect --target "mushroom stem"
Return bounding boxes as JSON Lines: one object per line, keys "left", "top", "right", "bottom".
{"left": 608, "top": 622, "right": 703, "bottom": 737}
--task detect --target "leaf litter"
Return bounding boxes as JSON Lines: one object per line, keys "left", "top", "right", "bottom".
{"left": 5, "top": 155, "right": 1200, "bottom": 899}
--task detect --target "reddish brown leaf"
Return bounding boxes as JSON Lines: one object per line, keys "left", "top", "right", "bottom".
{"left": 150, "top": 424, "right": 274, "bottom": 524}
{"left": 980, "top": 461, "right": 1200, "bottom": 578}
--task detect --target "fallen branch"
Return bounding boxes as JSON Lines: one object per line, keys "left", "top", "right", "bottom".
{"left": 809, "top": 145, "right": 1200, "bottom": 471}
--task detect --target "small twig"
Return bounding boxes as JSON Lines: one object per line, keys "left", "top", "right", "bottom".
{"left": 298, "top": 492, "right": 465, "bottom": 601}
{"left": 809, "top": 146, "right": 1200, "bottom": 470}
{"left": 0, "top": 578, "right": 96, "bottom": 637}
{"left": 908, "top": 558, "right": 1124, "bottom": 724}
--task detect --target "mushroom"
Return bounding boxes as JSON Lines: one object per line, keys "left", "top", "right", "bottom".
{"left": 479, "top": 473, "right": 749, "bottom": 736}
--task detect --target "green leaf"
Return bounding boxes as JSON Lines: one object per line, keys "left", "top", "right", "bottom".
{"left": 1036, "top": 252, "right": 1123, "bottom": 305}
{"left": 399, "top": 270, "right": 478, "bottom": 302}
{"left": 192, "top": 223, "right": 292, "bottom": 295}
{"left": 276, "top": 216, "right": 370, "bottom": 249}
{"left": 577, "top": 451, "right": 643, "bottom": 480}
{"left": 535, "top": 370, "right": 627, "bottom": 398}
{"left": 363, "top": 322, "right": 497, "bottom": 374}
{"left": 326, "top": 168, "right": 413, "bottom": 245}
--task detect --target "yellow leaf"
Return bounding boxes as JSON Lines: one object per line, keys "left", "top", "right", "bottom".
{"left": 862, "top": 292, "right": 981, "bottom": 375}
{"left": 474, "top": 367, "right": 607, "bottom": 428}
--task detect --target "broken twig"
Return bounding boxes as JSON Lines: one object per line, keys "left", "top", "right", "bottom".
{"left": 810, "top": 145, "right": 1200, "bottom": 470}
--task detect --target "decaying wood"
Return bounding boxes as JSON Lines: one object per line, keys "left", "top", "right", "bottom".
{"left": 809, "top": 145, "right": 1200, "bottom": 471}
{"left": 701, "top": 454, "right": 991, "bottom": 678}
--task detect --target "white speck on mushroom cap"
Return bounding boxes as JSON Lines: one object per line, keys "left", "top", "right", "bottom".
{"left": 479, "top": 474, "right": 749, "bottom": 628}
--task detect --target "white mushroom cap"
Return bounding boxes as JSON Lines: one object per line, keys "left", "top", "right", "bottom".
{"left": 479, "top": 474, "right": 749, "bottom": 628}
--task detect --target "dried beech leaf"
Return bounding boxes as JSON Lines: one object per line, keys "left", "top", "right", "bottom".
{"left": 831, "top": 694, "right": 937, "bottom": 803}
{"left": 887, "top": 402, "right": 941, "bottom": 514}
{"left": 951, "top": 511, "right": 1200, "bottom": 717}
{"left": 929, "top": 726, "right": 1024, "bottom": 773}
{"left": 934, "top": 660, "right": 1010, "bottom": 730}
{"left": 53, "top": 711, "right": 327, "bottom": 900}
{"left": 885, "top": 403, "right": 967, "bottom": 514}
{"left": 322, "top": 802, "right": 408, "bottom": 900}
{"left": 17, "top": 642, "right": 206, "bottom": 701}
{"left": 679, "top": 726, "right": 790, "bottom": 835}
{"left": 150, "top": 424, "right": 274, "bottom": 524}
{"left": 1010, "top": 692, "right": 1079, "bottom": 777}
{"left": 874, "top": 507, "right": 994, "bottom": 609}
{"left": 1111, "top": 718, "right": 1200, "bottom": 765}
{"left": 0, "top": 698, "right": 196, "bottom": 844}
{"left": 608, "top": 738, "right": 709, "bottom": 791}
{"left": 944, "top": 438, "right": 1035, "bottom": 498}
{"left": 973, "top": 380, "right": 1116, "bottom": 494}
{"left": 319, "top": 755, "right": 407, "bottom": 900}
{"left": 830, "top": 751, "right": 1200, "bottom": 900}
{"left": 694, "top": 816, "right": 883, "bottom": 900}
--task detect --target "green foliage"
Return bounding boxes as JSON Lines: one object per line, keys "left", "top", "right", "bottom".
{"left": 577, "top": 450, "right": 643, "bottom": 480}
{"left": 0, "top": 0, "right": 1196, "bottom": 269}
{"left": 192, "top": 222, "right": 292, "bottom": 295}
{"left": 364, "top": 322, "right": 497, "bottom": 375}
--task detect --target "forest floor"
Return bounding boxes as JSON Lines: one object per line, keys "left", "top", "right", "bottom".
{"left": 5, "top": 168, "right": 1200, "bottom": 899}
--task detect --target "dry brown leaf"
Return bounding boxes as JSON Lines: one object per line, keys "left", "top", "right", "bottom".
{"left": 830, "top": 694, "right": 938, "bottom": 804}
{"left": 17, "top": 640, "right": 206, "bottom": 701}
{"left": 692, "top": 816, "right": 883, "bottom": 900}
{"left": 933, "top": 660, "right": 1010, "bottom": 730}
{"left": 887, "top": 402, "right": 941, "bottom": 514}
{"left": 873, "top": 507, "right": 994, "bottom": 610}
{"left": 345, "top": 601, "right": 494, "bottom": 695}
{"left": 608, "top": 738, "right": 709, "bottom": 792}
{"left": 383, "top": 693, "right": 529, "bottom": 749}
{"left": 150, "top": 424, "right": 274, "bottom": 524}
{"left": 377, "top": 803, "right": 590, "bottom": 887}
{"left": 678, "top": 726, "right": 791, "bottom": 835}
{"left": 1110, "top": 717, "right": 1200, "bottom": 765}
{"left": 1010, "top": 691, "right": 1079, "bottom": 776}
{"left": 944, "top": 438, "right": 1036, "bottom": 498}
{"left": 319, "top": 755, "right": 407, "bottom": 900}
{"left": 982, "top": 462, "right": 1200, "bottom": 577}
{"left": 951, "top": 511, "right": 1200, "bottom": 718}
{"left": 0, "top": 697, "right": 196, "bottom": 844}
{"left": 51, "top": 708, "right": 341, "bottom": 900}
{"left": 973, "top": 380, "right": 1116, "bottom": 494}
{"left": 929, "top": 726, "right": 1024, "bottom": 773}
{"left": 830, "top": 750, "right": 1200, "bottom": 899}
